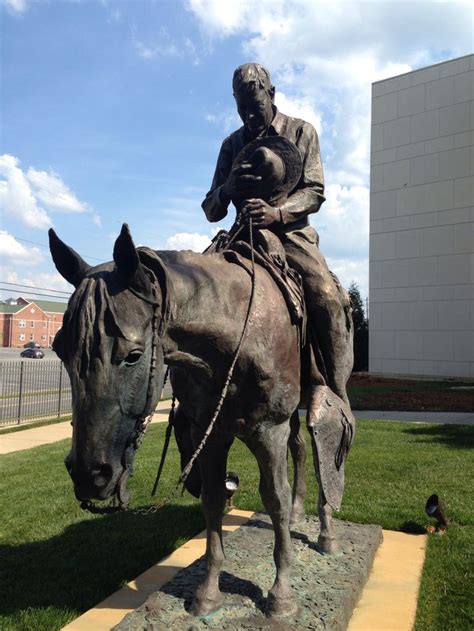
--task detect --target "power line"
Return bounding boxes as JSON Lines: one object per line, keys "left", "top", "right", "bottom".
{"left": 11, "top": 236, "right": 106, "bottom": 263}
{"left": 0, "top": 281, "right": 71, "bottom": 295}
{"left": 0, "top": 287, "right": 69, "bottom": 301}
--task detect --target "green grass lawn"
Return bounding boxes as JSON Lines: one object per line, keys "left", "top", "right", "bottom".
{"left": 1, "top": 420, "right": 473, "bottom": 631}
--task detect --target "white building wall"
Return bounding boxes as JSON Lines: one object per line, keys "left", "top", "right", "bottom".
{"left": 369, "top": 55, "right": 474, "bottom": 378}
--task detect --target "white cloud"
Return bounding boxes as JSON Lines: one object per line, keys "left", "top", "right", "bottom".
{"left": 188, "top": 0, "right": 470, "bottom": 184}
{"left": 315, "top": 182, "right": 369, "bottom": 259}
{"left": 2, "top": 0, "right": 28, "bottom": 15}
{"left": 0, "top": 155, "right": 52, "bottom": 229}
{"left": 0, "top": 230, "right": 43, "bottom": 266}
{"left": 274, "top": 91, "right": 322, "bottom": 135}
{"left": 27, "top": 167, "right": 88, "bottom": 213}
{"left": 132, "top": 27, "right": 200, "bottom": 62}
{"left": 187, "top": 0, "right": 472, "bottom": 295}
{"left": 0, "top": 154, "right": 92, "bottom": 230}
{"left": 326, "top": 256, "right": 369, "bottom": 300}
{"left": 205, "top": 108, "right": 240, "bottom": 133}
{"left": 135, "top": 40, "right": 180, "bottom": 60}
{"left": 2, "top": 268, "right": 73, "bottom": 296}
{"left": 187, "top": 0, "right": 253, "bottom": 36}
{"left": 165, "top": 232, "right": 212, "bottom": 252}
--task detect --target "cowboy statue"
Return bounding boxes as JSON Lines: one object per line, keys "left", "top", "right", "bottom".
{"left": 202, "top": 62, "right": 355, "bottom": 511}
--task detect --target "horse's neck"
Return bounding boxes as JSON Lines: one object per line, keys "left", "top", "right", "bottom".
{"left": 158, "top": 250, "right": 234, "bottom": 349}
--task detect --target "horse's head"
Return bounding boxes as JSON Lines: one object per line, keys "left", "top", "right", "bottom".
{"left": 49, "top": 224, "right": 166, "bottom": 505}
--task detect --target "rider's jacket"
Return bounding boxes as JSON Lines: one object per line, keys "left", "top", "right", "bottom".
{"left": 202, "top": 108, "right": 325, "bottom": 240}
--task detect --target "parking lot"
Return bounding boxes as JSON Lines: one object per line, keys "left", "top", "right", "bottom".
{"left": 0, "top": 346, "right": 172, "bottom": 426}
{"left": 0, "top": 347, "right": 60, "bottom": 362}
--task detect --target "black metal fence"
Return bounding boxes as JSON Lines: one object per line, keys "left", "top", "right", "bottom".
{"left": 0, "top": 360, "right": 72, "bottom": 427}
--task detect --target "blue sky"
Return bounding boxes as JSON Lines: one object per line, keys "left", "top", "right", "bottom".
{"left": 1, "top": 0, "right": 473, "bottom": 303}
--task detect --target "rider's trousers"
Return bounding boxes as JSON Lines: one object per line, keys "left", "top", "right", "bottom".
{"left": 280, "top": 226, "right": 353, "bottom": 405}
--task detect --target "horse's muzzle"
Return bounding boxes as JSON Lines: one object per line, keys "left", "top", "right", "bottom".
{"left": 65, "top": 452, "right": 120, "bottom": 501}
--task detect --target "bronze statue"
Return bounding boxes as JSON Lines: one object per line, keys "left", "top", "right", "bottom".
{"left": 203, "top": 62, "right": 355, "bottom": 516}
{"left": 203, "top": 62, "right": 353, "bottom": 415}
{"left": 48, "top": 62, "right": 356, "bottom": 622}
{"left": 49, "top": 216, "right": 353, "bottom": 618}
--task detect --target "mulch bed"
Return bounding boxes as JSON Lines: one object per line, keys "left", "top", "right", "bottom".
{"left": 348, "top": 373, "right": 474, "bottom": 412}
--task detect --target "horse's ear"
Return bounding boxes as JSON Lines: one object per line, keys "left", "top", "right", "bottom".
{"left": 113, "top": 224, "right": 140, "bottom": 283}
{"left": 49, "top": 229, "right": 91, "bottom": 288}
{"left": 113, "top": 224, "right": 151, "bottom": 294}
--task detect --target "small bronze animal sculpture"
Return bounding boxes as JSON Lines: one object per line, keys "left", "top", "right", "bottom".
{"left": 49, "top": 224, "right": 352, "bottom": 618}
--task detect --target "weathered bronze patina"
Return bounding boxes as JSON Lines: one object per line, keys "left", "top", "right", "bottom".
{"left": 202, "top": 63, "right": 354, "bottom": 410}
{"left": 49, "top": 62, "right": 357, "bottom": 622}
{"left": 203, "top": 62, "right": 356, "bottom": 538}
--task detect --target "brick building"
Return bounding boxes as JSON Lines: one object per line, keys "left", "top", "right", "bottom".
{"left": 0, "top": 298, "right": 67, "bottom": 348}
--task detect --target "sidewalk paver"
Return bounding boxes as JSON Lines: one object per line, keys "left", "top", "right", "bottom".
{"left": 348, "top": 530, "right": 426, "bottom": 631}
{"left": 62, "top": 509, "right": 254, "bottom": 631}
{"left": 2, "top": 404, "right": 472, "bottom": 456}
{"left": 354, "top": 410, "right": 474, "bottom": 424}
{"left": 0, "top": 400, "right": 171, "bottom": 455}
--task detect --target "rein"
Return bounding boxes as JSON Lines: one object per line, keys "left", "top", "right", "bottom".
{"left": 80, "top": 219, "right": 257, "bottom": 516}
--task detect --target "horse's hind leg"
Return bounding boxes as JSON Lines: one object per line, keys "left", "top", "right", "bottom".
{"left": 248, "top": 421, "right": 297, "bottom": 617}
{"left": 190, "top": 433, "right": 233, "bottom": 617}
{"left": 310, "top": 432, "right": 339, "bottom": 554}
{"left": 289, "top": 409, "right": 306, "bottom": 525}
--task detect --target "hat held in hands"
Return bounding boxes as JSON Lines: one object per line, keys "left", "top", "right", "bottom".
{"left": 231, "top": 136, "right": 303, "bottom": 205}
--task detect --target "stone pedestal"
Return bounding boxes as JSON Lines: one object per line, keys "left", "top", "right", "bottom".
{"left": 115, "top": 513, "right": 383, "bottom": 630}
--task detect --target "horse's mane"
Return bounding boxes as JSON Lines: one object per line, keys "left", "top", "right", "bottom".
{"left": 63, "top": 273, "right": 126, "bottom": 375}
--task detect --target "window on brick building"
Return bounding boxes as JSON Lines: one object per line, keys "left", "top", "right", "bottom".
{"left": 19, "top": 320, "right": 26, "bottom": 328}
{"left": 31, "top": 321, "right": 35, "bottom": 328}
{"left": 19, "top": 333, "right": 25, "bottom": 341}
{"left": 41, "top": 335, "right": 47, "bottom": 341}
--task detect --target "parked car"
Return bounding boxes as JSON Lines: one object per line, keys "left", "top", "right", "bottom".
{"left": 23, "top": 341, "right": 41, "bottom": 349}
{"left": 20, "top": 348, "right": 45, "bottom": 359}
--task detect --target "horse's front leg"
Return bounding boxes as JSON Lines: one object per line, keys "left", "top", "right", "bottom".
{"left": 288, "top": 409, "right": 306, "bottom": 524}
{"left": 190, "top": 432, "right": 232, "bottom": 617}
{"left": 248, "top": 421, "right": 297, "bottom": 617}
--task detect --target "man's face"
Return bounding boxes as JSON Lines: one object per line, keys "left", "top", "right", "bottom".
{"left": 234, "top": 85, "right": 274, "bottom": 138}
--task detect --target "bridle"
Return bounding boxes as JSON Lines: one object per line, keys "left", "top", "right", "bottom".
{"left": 80, "top": 265, "right": 167, "bottom": 514}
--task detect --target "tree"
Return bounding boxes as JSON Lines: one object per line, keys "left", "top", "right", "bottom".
{"left": 348, "top": 282, "right": 368, "bottom": 372}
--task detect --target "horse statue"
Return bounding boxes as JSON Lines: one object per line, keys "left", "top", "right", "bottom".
{"left": 49, "top": 223, "right": 353, "bottom": 618}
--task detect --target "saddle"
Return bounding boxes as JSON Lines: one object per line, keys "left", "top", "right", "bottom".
{"left": 206, "top": 227, "right": 307, "bottom": 345}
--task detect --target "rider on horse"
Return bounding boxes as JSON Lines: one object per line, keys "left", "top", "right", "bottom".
{"left": 202, "top": 63, "right": 354, "bottom": 427}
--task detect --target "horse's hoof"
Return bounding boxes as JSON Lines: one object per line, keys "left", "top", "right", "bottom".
{"left": 189, "top": 591, "right": 222, "bottom": 617}
{"left": 265, "top": 590, "right": 298, "bottom": 618}
{"left": 317, "top": 533, "right": 340, "bottom": 555}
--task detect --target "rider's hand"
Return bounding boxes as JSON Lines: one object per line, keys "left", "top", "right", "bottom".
{"left": 242, "top": 199, "right": 281, "bottom": 228}
{"left": 223, "top": 163, "right": 262, "bottom": 199}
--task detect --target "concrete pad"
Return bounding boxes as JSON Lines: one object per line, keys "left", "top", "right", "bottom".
{"left": 61, "top": 509, "right": 254, "bottom": 631}
{"left": 348, "top": 530, "right": 426, "bottom": 631}
{"left": 62, "top": 513, "right": 426, "bottom": 631}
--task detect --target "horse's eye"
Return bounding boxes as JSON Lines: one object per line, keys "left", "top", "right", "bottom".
{"left": 123, "top": 350, "right": 143, "bottom": 366}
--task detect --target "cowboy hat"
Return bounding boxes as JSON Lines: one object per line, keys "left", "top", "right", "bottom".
{"left": 231, "top": 136, "right": 303, "bottom": 205}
